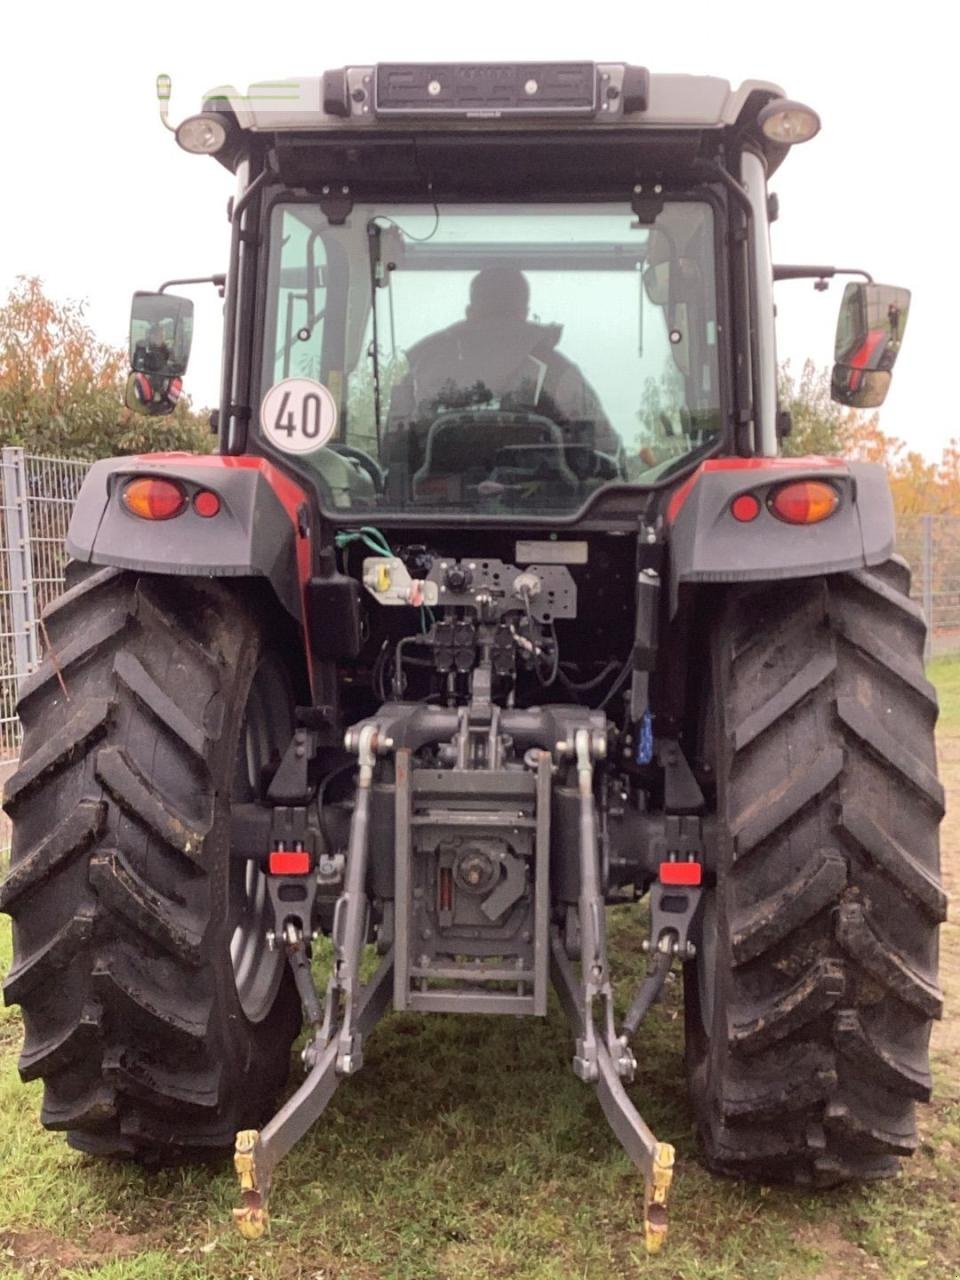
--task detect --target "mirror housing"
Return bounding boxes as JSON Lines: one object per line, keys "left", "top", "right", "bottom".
{"left": 831, "top": 282, "right": 910, "bottom": 408}
{"left": 830, "top": 366, "right": 891, "bottom": 409}
{"left": 129, "top": 291, "right": 194, "bottom": 378}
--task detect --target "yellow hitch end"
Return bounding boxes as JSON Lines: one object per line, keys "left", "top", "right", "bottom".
{"left": 644, "top": 1141, "right": 675, "bottom": 1254}
{"left": 233, "top": 1201, "right": 268, "bottom": 1240}
{"left": 234, "top": 1129, "right": 260, "bottom": 1191}
{"left": 233, "top": 1129, "right": 268, "bottom": 1240}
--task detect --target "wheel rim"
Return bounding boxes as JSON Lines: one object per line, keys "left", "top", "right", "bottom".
{"left": 229, "top": 660, "right": 292, "bottom": 1022}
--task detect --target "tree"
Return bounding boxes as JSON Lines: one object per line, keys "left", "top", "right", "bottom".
{"left": 779, "top": 357, "right": 960, "bottom": 519}
{"left": 777, "top": 358, "right": 854, "bottom": 457}
{"left": 0, "top": 277, "right": 209, "bottom": 458}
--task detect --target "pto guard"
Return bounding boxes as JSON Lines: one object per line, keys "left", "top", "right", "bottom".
{"left": 665, "top": 458, "right": 896, "bottom": 613}
{"left": 65, "top": 454, "right": 308, "bottom": 621}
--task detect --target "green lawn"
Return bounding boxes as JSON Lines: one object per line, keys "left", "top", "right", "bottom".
{"left": 5, "top": 918, "right": 958, "bottom": 1280}
{"left": 930, "top": 655, "right": 960, "bottom": 733}
{"left": 0, "top": 671, "right": 957, "bottom": 1278}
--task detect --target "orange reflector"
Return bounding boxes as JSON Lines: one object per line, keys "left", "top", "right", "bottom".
{"left": 121, "top": 477, "right": 186, "bottom": 521}
{"left": 731, "top": 493, "right": 761, "bottom": 522}
{"left": 769, "top": 480, "right": 839, "bottom": 525}
{"left": 659, "top": 861, "right": 702, "bottom": 886}
{"left": 193, "top": 489, "right": 221, "bottom": 518}
{"left": 268, "top": 850, "right": 311, "bottom": 876}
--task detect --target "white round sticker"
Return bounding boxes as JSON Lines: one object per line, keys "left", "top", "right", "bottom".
{"left": 260, "top": 378, "right": 338, "bottom": 454}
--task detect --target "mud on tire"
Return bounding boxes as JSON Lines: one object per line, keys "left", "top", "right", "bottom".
{"left": 685, "top": 558, "right": 946, "bottom": 1184}
{"left": 1, "top": 567, "right": 302, "bottom": 1157}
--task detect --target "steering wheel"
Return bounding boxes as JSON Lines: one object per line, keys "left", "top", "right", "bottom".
{"left": 328, "top": 443, "right": 385, "bottom": 493}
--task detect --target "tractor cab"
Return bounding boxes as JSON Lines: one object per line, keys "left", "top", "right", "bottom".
{"left": 126, "top": 68, "right": 803, "bottom": 517}
{"left": 134, "top": 65, "right": 908, "bottom": 523}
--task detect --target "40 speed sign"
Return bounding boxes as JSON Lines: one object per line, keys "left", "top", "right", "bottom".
{"left": 260, "top": 378, "right": 338, "bottom": 454}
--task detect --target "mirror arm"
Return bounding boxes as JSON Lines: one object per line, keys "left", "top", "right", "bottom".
{"left": 773, "top": 264, "right": 874, "bottom": 286}
{"left": 159, "top": 274, "right": 227, "bottom": 296}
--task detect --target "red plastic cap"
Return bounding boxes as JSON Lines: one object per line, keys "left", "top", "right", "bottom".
{"left": 659, "top": 861, "right": 702, "bottom": 886}
{"left": 121, "top": 477, "right": 186, "bottom": 521}
{"left": 193, "top": 489, "right": 221, "bottom": 518}
{"left": 730, "top": 493, "right": 761, "bottom": 522}
{"left": 268, "top": 850, "right": 311, "bottom": 876}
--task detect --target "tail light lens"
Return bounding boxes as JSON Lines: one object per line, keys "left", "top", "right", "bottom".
{"left": 731, "top": 493, "right": 761, "bottom": 522}
{"left": 121, "top": 477, "right": 186, "bottom": 521}
{"left": 769, "top": 480, "right": 840, "bottom": 525}
{"left": 193, "top": 489, "right": 221, "bottom": 518}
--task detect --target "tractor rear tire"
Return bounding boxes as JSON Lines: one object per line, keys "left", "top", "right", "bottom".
{"left": 1, "top": 567, "right": 302, "bottom": 1158}
{"left": 684, "top": 559, "right": 946, "bottom": 1184}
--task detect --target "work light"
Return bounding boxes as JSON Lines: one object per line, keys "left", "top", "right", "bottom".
{"left": 757, "top": 98, "right": 820, "bottom": 144}
{"left": 176, "top": 114, "right": 229, "bottom": 155}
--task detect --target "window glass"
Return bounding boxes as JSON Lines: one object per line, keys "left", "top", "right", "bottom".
{"left": 260, "top": 201, "right": 721, "bottom": 515}
{"left": 265, "top": 209, "right": 328, "bottom": 385}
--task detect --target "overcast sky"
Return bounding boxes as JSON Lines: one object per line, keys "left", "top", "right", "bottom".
{"left": 3, "top": 0, "right": 954, "bottom": 459}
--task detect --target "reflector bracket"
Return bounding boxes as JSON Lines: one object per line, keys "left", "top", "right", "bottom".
{"left": 269, "top": 849, "right": 311, "bottom": 876}
{"left": 659, "top": 861, "right": 702, "bottom": 886}
{"left": 374, "top": 62, "right": 598, "bottom": 117}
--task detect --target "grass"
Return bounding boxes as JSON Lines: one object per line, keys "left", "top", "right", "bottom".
{"left": 930, "top": 654, "right": 960, "bottom": 733}
{"left": 0, "top": 674, "right": 958, "bottom": 1278}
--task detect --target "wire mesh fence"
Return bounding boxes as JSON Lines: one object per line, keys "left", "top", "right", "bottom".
{"left": 0, "top": 451, "right": 88, "bottom": 760}
{"left": 896, "top": 514, "right": 960, "bottom": 658}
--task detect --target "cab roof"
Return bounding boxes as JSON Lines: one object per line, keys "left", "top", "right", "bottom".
{"left": 197, "top": 64, "right": 794, "bottom": 183}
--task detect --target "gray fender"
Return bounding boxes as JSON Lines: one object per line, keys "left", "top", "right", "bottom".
{"left": 66, "top": 454, "right": 308, "bottom": 620}
{"left": 666, "top": 459, "right": 895, "bottom": 614}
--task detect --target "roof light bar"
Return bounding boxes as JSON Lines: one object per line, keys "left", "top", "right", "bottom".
{"left": 374, "top": 62, "right": 602, "bottom": 118}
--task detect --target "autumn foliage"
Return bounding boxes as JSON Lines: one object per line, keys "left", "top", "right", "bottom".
{"left": 0, "top": 277, "right": 208, "bottom": 458}
{"left": 780, "top": 359, "right": 960, "bottom": 518}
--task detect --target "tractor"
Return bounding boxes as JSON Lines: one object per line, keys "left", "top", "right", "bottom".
{"left": 1, "top": 63, "right": 944, "bottom": 1251}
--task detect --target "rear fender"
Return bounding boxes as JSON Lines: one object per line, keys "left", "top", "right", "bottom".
{"left": 665, "top": 457, "right": 895, "bottom": 614}
{"left": 66, "top": 454, "right": 309, "bottom": 621}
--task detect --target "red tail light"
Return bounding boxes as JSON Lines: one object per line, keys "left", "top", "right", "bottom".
{"left": 193, "top": 489, "right": 221, "bottom": 518}
{"left": 769, "top": 480, "right": 840, "bottom": 525}
{"left": 730, "top": 493, "right": 761, "bottom": 522}
{"left": 121, "top": 477, "right": 186, "bottom": 521}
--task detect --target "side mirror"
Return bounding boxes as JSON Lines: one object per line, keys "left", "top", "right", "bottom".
{"left": 129, "top": 291, "right": 194, "bottom": 379}
{"left": 124, "top": 371, "right": 184, "bottom": 418}
{"left": 831, "top": 282, "right": 910, "bottom": 408}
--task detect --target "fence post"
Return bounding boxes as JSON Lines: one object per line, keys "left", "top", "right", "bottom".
{"left": 1, "top": 447, "right": 40, "bottom": 682}
{"left": 921, "top": 513, "right": 934, "bottom": 664}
